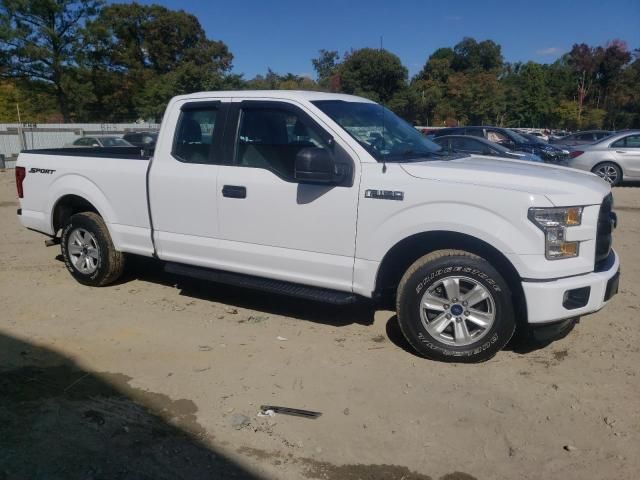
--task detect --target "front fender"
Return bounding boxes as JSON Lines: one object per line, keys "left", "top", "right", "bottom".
{"left": 356, "top": 198, "right": 551, "bottom": 263}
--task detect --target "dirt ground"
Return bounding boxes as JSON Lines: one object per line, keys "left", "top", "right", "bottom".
{"left": 1, "top": 169, "right": 639, "bottom": 480}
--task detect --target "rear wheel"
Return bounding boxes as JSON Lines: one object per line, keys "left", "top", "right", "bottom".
{"left": 61, "top": 212, "right": 125, "bottom": 286}
{"left": 396, "top": 250, "right": 515, "bottom": 362}
{"left": 592, "top": 162, "right": 622, "bottom": 186}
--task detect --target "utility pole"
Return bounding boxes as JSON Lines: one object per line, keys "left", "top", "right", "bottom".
{"left": 16, "top": 102, "right": 27, "bottom": 152}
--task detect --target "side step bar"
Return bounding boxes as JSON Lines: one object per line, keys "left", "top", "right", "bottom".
{"left": 164, "top": 262, "right": 358, "bottom": 305}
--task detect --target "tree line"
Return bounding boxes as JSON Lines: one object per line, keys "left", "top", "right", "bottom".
{"left": 1, "top": 0, "right": 638, "bottom": 129}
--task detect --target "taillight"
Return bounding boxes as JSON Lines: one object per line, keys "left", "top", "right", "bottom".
{"left": 569, "top": 150, "right": 584, "bottom": 159}
{"left": 15, "top": 166, "right": 26, "bottom": 198}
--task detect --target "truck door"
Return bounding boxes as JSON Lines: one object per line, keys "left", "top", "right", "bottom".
{"left": 148, "top": 99, "right": 228, "bottom": 263}
{"left": 215, "top": 100, "right": 360, "bottom": 292}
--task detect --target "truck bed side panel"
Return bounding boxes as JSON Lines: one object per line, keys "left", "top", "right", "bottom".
{"left": 17, "top": 152, "right": 154, "bottom": 256}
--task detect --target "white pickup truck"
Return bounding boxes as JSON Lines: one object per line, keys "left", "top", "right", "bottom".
{"left": 15, "top": 91, "right": 620, "bottom": 362}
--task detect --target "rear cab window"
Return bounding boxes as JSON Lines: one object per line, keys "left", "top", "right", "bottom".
{"left": 172, "top": 102, "right": 220, "bottom": 164}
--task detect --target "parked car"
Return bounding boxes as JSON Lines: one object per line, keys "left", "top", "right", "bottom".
{"left": 429, "top": 126, "right": 569, "bottom": 164}
{"left": 526, "top": 131, "right": 549, "bottom": 142}
{"left": 433, "top": 135, "right": 542, "bottom": 162}
{"left": 567, "top": 130, "right": 640, "bottom": 185}
{"left": 15, "top": 90, "right": 619, "bottom": 363}
{"left": 550, "top": 130, "right": 612, "bottom": 147}
{"left": 518, "top": 133, "right": 571, "bottom": 162}
{"left": 67, "top": 136, "right": 133, "bottom": 148}
{"left": 122, "top": 131, "right": 158, "bottom": 149}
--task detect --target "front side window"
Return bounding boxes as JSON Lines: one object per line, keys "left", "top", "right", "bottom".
{"left": 487, "top": 130, "right": 508, "bottom": 144}
{"left": 173, "top": 108, "right": 218, "bottom": 164}
{"left": 313, "top": 100, "right": 447, "bottom": 162}
{"left": 236, "top": 107, "right": 329, "bottom": 179}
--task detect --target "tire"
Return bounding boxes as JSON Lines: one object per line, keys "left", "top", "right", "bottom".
{"left": 60, "top": 212, "right": 125, "bottom": 287}
{"left": 592, "top": 162, "right": 622, "bottom": 186}
{"left": 396, "top": 250, "right": 515, "bottom": 363}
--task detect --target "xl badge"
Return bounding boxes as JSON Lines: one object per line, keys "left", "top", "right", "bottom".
{"left": 365, "top": 189, "right": 404, "bottom": 201}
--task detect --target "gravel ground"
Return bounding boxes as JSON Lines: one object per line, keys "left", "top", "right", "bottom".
{"left": 1, "top": 170, "right": 638, "bottom": 480}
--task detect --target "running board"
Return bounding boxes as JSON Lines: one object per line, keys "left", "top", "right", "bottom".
{"left": 164, "top": 262, "right": 357, "bottom": 305}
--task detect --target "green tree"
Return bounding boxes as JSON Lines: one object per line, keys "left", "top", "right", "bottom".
{"left": 504, "top": 62, "right": 552, "bottom": 127}
{"left": 451, "top": 38, "right": 503, "bottom": 72}
{"left": 0, "top": 0, "right": 102, "bottom": 121}
{"left": 82, "top": 3, "right": 233, "bottom": 121}
{"left": 311, "top": 49, "right": 339, "bottom": 88}
{"left": 551, "top": 100, "right": 579, "bottom": 130}
{"left": 337, "top": 48, "right": 407, "bottom": 102}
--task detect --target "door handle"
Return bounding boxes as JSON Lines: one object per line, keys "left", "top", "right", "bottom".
{"left": 222, "top": 185, "right": 247, "bottom": 199}
{"left": 615, "top": 151, "right": 626, "bottom": 154}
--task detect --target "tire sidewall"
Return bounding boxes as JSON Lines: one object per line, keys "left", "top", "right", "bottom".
{"left": 61, "top": 214, "right": 110, "bottom": 286}
{"left": 398, "top": 256, "right": 515, "bottom": 362}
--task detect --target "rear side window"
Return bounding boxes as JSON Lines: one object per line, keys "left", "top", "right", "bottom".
{"left": 74, "top": 137, "right": 94, "bottom": 146}
{"left": 452, "top": 137, "right": 485, "bottom": 154}
{"left": 576, "top": 133, "right": 594, "bottom": 141}
{"left": 612, "top": 135, "right": 640, "bottom": 148}
{"left": 464, "top": 128, "right": 484, "bottom": 138}
{"left": 236, "top": 106, "right": 331, "bottom": 180}
{"left": 173, "top": 107, "right": 218, "bottom": 164}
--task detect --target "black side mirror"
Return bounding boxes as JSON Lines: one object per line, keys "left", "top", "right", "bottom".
{"left": 295, "top": 147, "right": 340, "bottom": 184}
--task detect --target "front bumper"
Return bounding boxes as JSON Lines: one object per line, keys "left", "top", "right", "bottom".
{"left": 522, "top": 250, "right": 620, "bottom": 324}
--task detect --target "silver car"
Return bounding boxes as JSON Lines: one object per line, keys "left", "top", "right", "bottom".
{"left": 566, "top": 130, "right": 640, "bottom": 186}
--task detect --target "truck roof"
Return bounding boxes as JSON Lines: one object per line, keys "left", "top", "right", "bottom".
{"left": 170, "top": 90, "right": 377, "bottom": 104}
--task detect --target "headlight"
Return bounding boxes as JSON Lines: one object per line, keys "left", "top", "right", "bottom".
{"left": 528, "top": 207, "right": 583, "bottom": 259}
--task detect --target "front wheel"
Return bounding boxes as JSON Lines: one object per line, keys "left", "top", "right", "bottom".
{"left": 396, "top": 250, "right": 515, "bottom": 362}
{"left": 61, "top": 212, "right": 125, "bottom": 287}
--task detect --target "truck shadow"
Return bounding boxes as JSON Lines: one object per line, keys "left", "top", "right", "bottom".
{"left": 384, "top": 315, "right": 577, "bottom": 359}
{"left": 0, "top": 330, "right": 262, "bottom": 479}
{"left": 116, "top": 256, "right": 377, "bottom": 327}
{"left": 615, "top": 181, "right": 640, "bottom": 188}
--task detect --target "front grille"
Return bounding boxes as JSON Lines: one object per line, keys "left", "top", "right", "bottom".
{"left": 595, "top": 193, "right": 614, "bottom": 270}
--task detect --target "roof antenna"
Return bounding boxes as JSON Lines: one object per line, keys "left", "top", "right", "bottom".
{"left": 380, "top": 35, "right": 387, "bottom": 173}
{"left": 381, "top": 104, "right": 387, "bottom": 173}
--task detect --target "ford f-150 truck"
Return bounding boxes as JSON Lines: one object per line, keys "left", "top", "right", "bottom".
{"left": 15, "top": 91, "right": 620, "bottom": 362}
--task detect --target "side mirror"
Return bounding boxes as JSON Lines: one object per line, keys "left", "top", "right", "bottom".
{"left": 92, "top": 143, "right": 100, "bottom": 147}
{"left": 295, "top": 147, "right": 341, "bottom": 184}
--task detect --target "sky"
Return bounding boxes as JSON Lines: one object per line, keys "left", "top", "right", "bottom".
{"left": 130, "top": 0, "right": 640, "bottom": 79}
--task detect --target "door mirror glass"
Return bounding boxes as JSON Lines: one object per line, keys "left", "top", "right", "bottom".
{"left": 294, "top": 147, "right": 338, "bottom": 184}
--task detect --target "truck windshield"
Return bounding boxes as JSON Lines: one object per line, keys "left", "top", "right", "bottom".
{"left": 312, "top": 100, "right": 455, "bottom": 162}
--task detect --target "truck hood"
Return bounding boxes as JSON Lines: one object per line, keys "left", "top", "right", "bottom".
{"left": 400, "top": 155, "right": 610, "bottom": 206}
